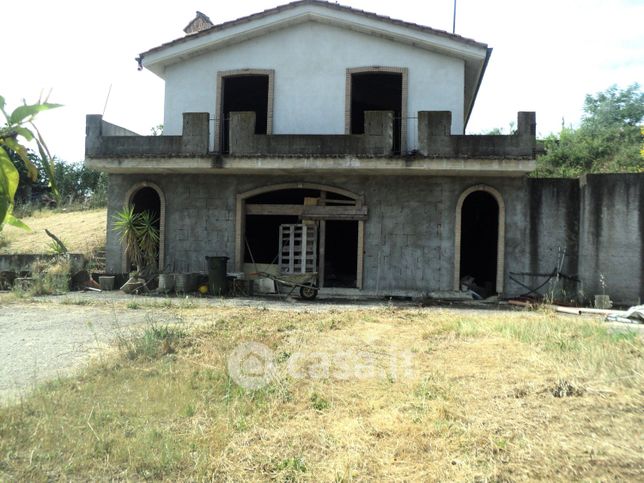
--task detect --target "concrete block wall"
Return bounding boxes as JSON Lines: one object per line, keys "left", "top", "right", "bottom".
{"left": 105, "top": 172, "right": 642, "bottom": 303}
{"left": 106, "top": 173, "right": 529, "bottom": 296}
{"left": 525, "top": 178, "right": 580, "bottom": 300}
{"left": 228, "top": 111, "right": 394, "bottom": 156}
{"left": 577, "top": 174, "right": 643, "bottom": 305}
{"left": 418, "top": 111, "right": 536, "bottom": 158}
{"left": 86, "top": 113, "right": 210, "bottom": 157}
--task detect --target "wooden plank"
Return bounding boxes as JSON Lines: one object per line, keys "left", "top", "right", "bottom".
{"left": 246, "top": 204, "right": 368, "bottom": 220}
{"left": 235, "top": 196, "right": 244, "bottom": 271}
{"left": 303, "top": 205, "right": 368, "bottom": 220}
{"left": 319, "top": 220, "right": 326, "bottom": 288}
{"left": 357, "top": 220, "right": 365, "bottom": 289}
{"left": 289, "top": 225, "right": 295, "bottom": 273}
{"left": 247, "top": 204, "right": 304, "bottom": 215}
{"left": 301, "top": 225, "right": 307, "bottom": 274}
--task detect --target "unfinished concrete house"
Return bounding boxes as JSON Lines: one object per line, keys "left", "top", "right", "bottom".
{"left": 86, "top": 0, "right": 643, "bottom": 304}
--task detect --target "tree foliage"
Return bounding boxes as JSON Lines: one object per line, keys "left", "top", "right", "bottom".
{"left": 535, "top": 84, "right": 644, "bottom": 177}
{"left": 0, "top": 95, "right": 60, "bottom": 229}
{"left": 52, "top": 160, "right": 107, "bottom": 207}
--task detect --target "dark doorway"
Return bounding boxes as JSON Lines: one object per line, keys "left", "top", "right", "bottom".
{"left": 221, "top": 75, "right": 269, "bottom": 153}
{"left": 130, "top": 187, "right": 161, "bottom": 269}
{"left": 324, "top": 220, "right": 358, "bottom": 288}
{"left": 350, "top": 72, "right": 402, "bottom": 154}
{"left": 459, "top": 191, "right": 499, "bottom": 297}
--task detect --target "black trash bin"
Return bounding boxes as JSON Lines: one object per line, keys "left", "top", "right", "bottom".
{"left": 205, "top": 256, "right": 229, "bottom": 295}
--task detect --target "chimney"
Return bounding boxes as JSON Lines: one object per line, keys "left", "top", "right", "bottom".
{"left": 183, "top": 11, "right": 214, "bottom": 35}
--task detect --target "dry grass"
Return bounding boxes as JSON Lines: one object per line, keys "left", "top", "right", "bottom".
{"left": 0, "top": 208, "right": 106, "bottom": 255}
{"left": 0, "top": 304, "right": 642, "bottom": 481}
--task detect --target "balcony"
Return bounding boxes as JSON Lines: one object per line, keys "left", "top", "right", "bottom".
{"left": 85, "top": 110, "right": 537, "bottom": 176}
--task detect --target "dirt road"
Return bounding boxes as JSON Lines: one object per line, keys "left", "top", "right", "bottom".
{"left": 0, "top": 300, "right": 182, "bottom": 404}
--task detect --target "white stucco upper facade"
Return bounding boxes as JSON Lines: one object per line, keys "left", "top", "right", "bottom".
{"left": 140, "top": 1, "right": 490, "bottom": 151}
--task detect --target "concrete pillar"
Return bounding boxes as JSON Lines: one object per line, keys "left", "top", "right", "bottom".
{"left": 85, "top": 114, "right": 103, "bottom": 157}
{"left": 516, "top": 111, "right": 537, "bottom": 157}
{"left": 364, "top": 111, "right": 393, "bottom": 154}
{"left": 181, "top": 112, "right": 210, "bottom": 154}
{"left": 418, "top": 111, "right": 453, "bottom": 156}
{"left": 516, "top": 111, "right": 536, "bottom": 137}
{"left": 228, "top": 111, "right": 256, "bottom": 155}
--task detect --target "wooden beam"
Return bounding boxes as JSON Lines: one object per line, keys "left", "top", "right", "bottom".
{"left": 304, "top": 205, "right": 368, "bottom": 220}
{"left": 357, "top": 220, "right": 365, "bottom": 289}
{"left": 246, "top": 204, "right": 303, "bottom": 215}
{"left": 245, "top": 204, "right": 368, "bottom": 220}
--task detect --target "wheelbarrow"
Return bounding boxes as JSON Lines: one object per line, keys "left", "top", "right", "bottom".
{"left": 251, "top": 271, "right": 319, "bottom": 300}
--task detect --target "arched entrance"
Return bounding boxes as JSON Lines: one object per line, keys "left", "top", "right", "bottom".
{"left": 236, "top": 183, "right": 367, "bottom": 289}
{"left": 123, "top": 182, "right": 165, "bottom": 272}
{"left": 454, "top": 185, "right": 505, "bottom": 296}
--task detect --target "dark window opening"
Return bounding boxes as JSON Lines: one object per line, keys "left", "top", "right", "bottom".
{"left": 130, "top": 187, "right": 161, "bottom": 269}
{"left": 324, "top": 220, "right": 358, "bottom": 288}
{"left": 350, "top": 72, "right": 402, "bottom": 154}
{"left": 221, "top": 75, "right": 269, "bottom": 153}
{"left": 459, "top": 191, "right": 499, "bottom": 298}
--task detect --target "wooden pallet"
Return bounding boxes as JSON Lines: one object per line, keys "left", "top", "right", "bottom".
{"left": 278, "top": 224, "right": 317, "bottom": 274}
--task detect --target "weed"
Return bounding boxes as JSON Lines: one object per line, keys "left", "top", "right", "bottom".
{"left": 551, "top": 379, "right": 585, "bottom": 397}
{"left": 127, "top": 301, "right": 141, "bottom": 310}
{"left": 310, "top": 392, "right": 329, "bottom": 411}
{"left": 184, "top": 404, "right": 196, "bottom": 417}
{"left": 275, "top": 456, "right": 307, "bottom": 473}
{"left": 415, "top": 373, "right": 449, "bottom": 402}
{"left": 60, "top": 297, "right": 91, "bottom": 306}
{"left": 118, "top": 324, "right": 186, "bottom": 360}
{"left": 276, "top": 351, "right": 291, "bottom": 363}
{"left": 12, "top": 257, "right": 73, "bottom": 296}
{"left": 47, "top": 238, "right": 68, "bottom": 255}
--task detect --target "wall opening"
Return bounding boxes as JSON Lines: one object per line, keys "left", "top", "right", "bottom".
{"left": 324, "top": 220, "right": 358, "bottom": 288}
{"left": 459, "top": 191, "right": 499, "bottom": 297}
{"left": 238, "top": 184, "right": 365, "bottom": 289}
{"left": 130, "top": 186, "right": 161, "bottom": 270}
{"left": 221, "top": 74, "right": 269, "bottom": 153}
{"left": 350, "top": 72, "right": 402, "bottom": 153}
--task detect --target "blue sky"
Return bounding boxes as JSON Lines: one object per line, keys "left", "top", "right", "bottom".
{"left": 3, "top": 0, "right": 642, "bottom": 162}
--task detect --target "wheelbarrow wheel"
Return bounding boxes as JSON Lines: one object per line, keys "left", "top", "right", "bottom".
{"left": 299, "top": 284, "right": 318, "bottom": 300}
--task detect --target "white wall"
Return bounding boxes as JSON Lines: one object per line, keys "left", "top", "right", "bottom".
{"left": 162, "top": 21, "right": 465, "bottom": 149}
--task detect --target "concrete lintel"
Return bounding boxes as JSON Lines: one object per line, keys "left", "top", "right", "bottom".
{"left": 86, "top": 155, "right": 535, "bottom": 176}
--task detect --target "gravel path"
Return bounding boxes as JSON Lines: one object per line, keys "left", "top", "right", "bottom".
{"left": 0, "top": 301, "right": 181, "bottom": 405}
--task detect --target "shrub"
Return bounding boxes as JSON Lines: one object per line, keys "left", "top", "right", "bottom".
{"left": 25, "top": 257, "right": 72, "bottom": 295}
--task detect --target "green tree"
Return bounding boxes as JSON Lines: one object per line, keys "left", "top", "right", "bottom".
{"left": 535, "top": 84, "right": 644, "bottom": 177}
{"left": 0, "top": 95, "right": 60, "bottom": 229}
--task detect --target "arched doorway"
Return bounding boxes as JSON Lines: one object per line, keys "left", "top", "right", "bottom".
{"left": 454, "top": 185, "right": 505, "bottom": 296}
{"left": 123, "top": 182, "right": 165, "bottom": 272}
{"left": 236, "top": 183, "right": 366, "bottom": 289}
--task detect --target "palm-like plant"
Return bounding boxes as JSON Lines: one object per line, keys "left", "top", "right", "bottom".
{"left": 112, "top": 205, "right": 159, "bottom": 275}
{"left": 136, "top": 210, "right": 160, "bottom": 270}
